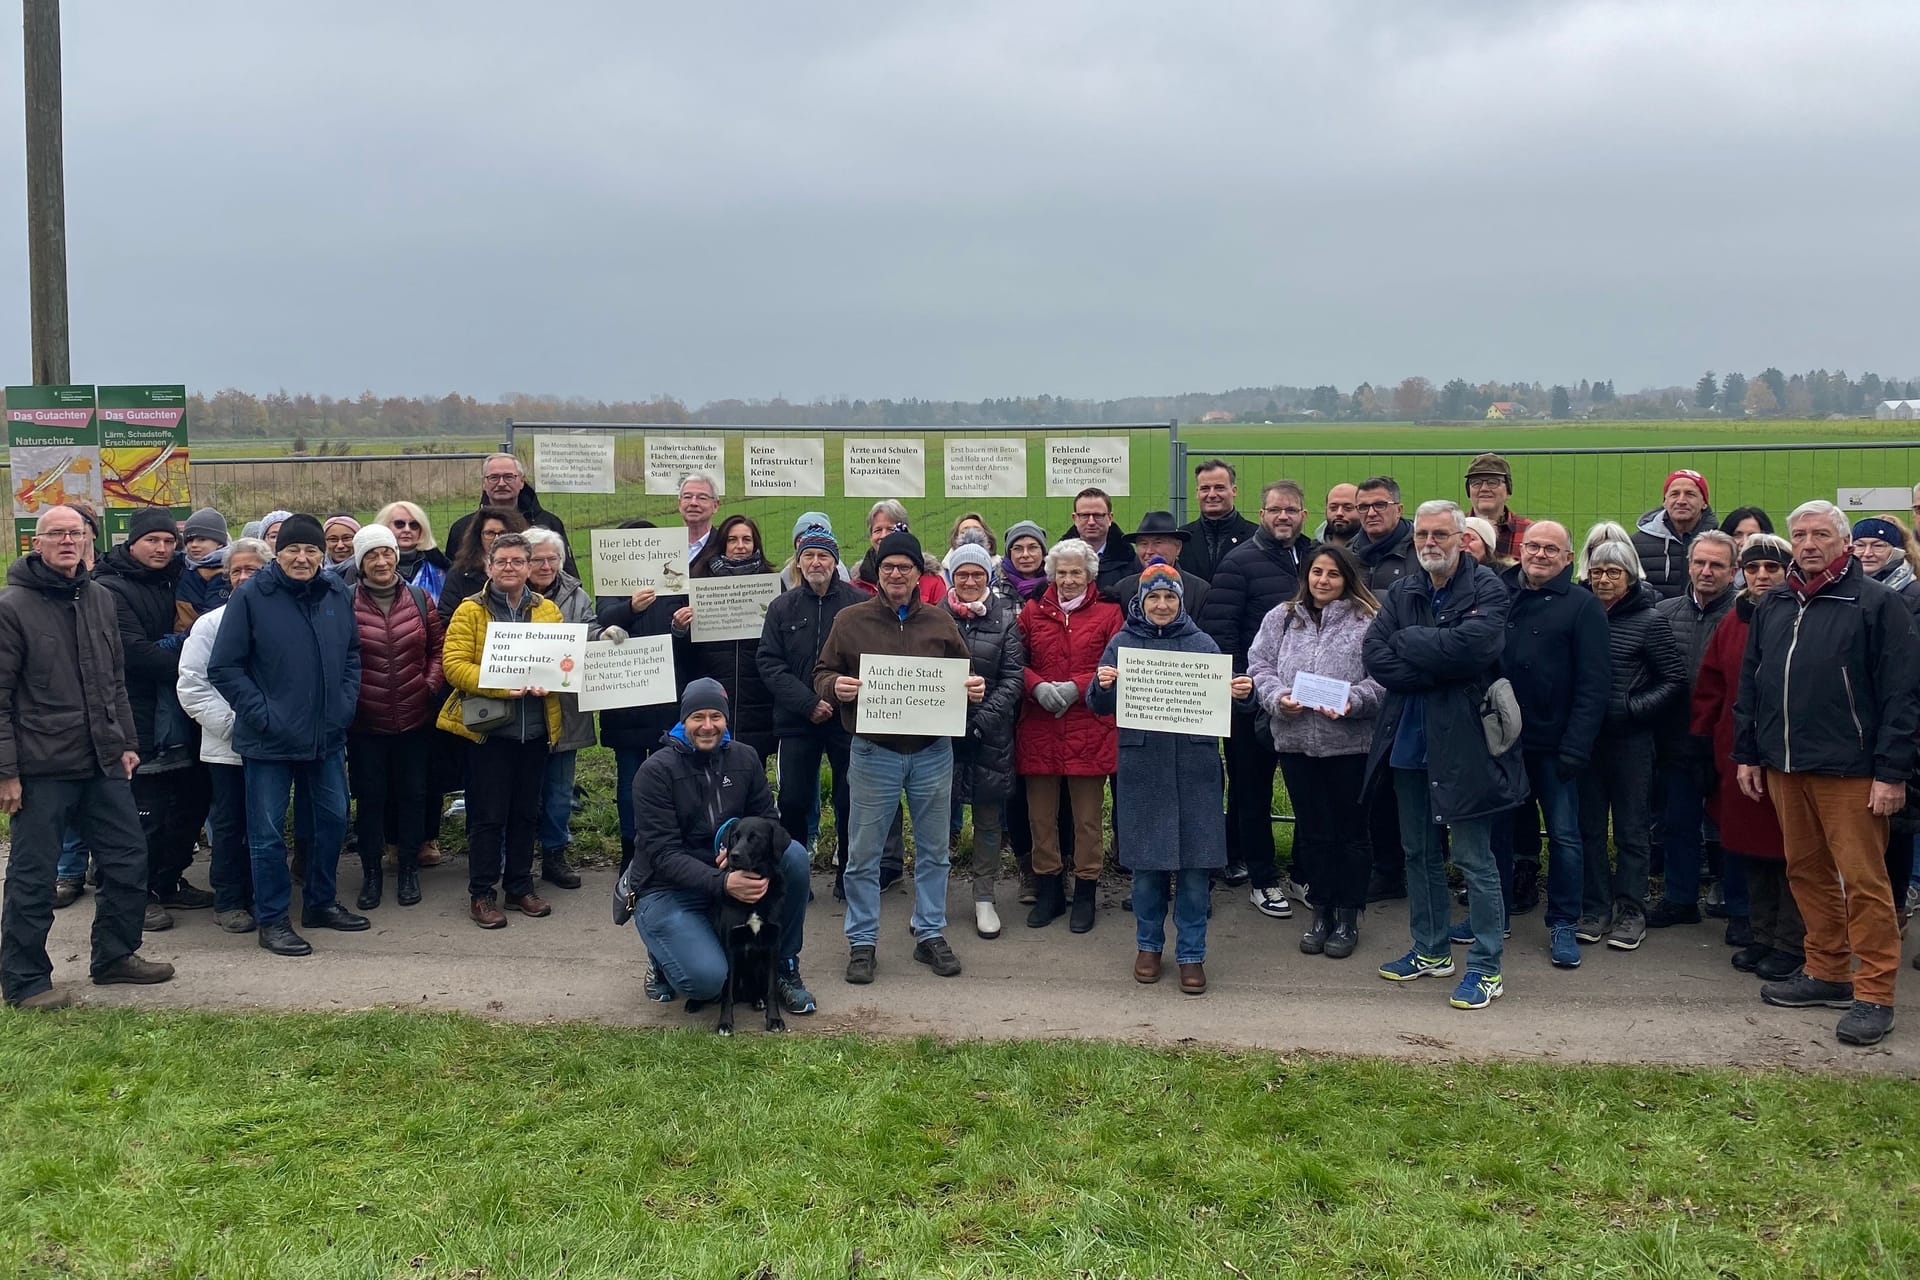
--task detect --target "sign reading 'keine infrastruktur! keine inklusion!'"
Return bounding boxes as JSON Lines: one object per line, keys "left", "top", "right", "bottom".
{"left": 743, "top": 437, "right": 825, "bottom": 496}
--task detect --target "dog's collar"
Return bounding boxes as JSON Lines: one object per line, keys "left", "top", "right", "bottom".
{"left": 714, "top": 816, "right": 739, "bottom": 855}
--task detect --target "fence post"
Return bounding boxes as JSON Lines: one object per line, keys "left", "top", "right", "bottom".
{"left": 1167, "top": 419, "right": 1184, "bottom": 523}
{"left": 504, "top": 418, "right": 516, "bottom": 456}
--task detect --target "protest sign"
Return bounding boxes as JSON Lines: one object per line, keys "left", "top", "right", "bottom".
{"left": 945, "top": 437, "right": 1026, "bottom": 498}
{"left": 1046, "top": 436, "right": 1130, "bottom": 497}
{"left": 533, "top": 434, "right": 617, "bottom": 493}
{"left": 577, "top": 636, "right": 677, "bottom": 712}
{"left": 856, "top": 655, "right": 971, "bottom": 737}
{"left": 843, "top": 438, "right": 925, "bottom": 498}
{"left": 591, "top": 526, "right": 688, "bottom": 597}
{"left": 644, "top": 436, "right": 727, "bottom": 495}
{"left": 1116, "top": 648, "right": 1231, "bottom": 736}
{"left": 689, "top": 573, "right": 781, "bottom": 643}
{"left": 98, "top": 384, "right": 190, "bottom": 544}
{"left": 743, "top": 437, "right": 825, "bottom": 496}
{"left": 476, "top": 621, "right": 588, "bottom": 690}
{"left": 6, "top": 383, "right": 100, "bottom": 555}
{"left": 1289, "top": 671, "right": 1353, "bottom": 715}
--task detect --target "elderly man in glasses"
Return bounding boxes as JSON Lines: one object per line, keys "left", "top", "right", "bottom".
{"left": 442, "top": 453, "right": 574, "bottom": 575}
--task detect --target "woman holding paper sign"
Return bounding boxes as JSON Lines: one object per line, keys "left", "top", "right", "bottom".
{"left": 1245, "top": 544, "right": 1386, "bottom": 960}
{"left": 1091, "top": 559, "right": 1242, "bottom": 994}
{"left": 436, "top": 531, "right": 565, "bottom": 930}
{"left": 677, "top": 515, "right": 778, "bottom": 760}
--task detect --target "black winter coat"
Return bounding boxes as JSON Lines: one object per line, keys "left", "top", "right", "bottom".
{"left": 1200, "top": 528, "right": 1315, "bottom": 665}
{"left": 1499, "top": 563, "right": 1610, "bottom": 767}
{"left": 1591, "top": 580, "right": 1687, "bottom": 733}
{"left": 628, "top": 730, "right": 779, "bottom": 901}
{"left": 92, "top": 545, "right": 187, "bottom": 759}
{"left": 1179, "top": 509, "right": 1258, "bottom": 582}
{"left": 443, "top": 480, "right": 576, "bottom": 577}
{"left": 1734, "top": 557, "right": 1920, "bottom": 782}
{"left": 1655, "top": 587, "right": 1736, "bottom": 688}
{"left": 1631, "top": 506, "right": 1718, "bottom": 601}
{"left": 0, "top": 555, "right": 138, "bottom": 779}
{"left": 1362, "top": 559, "right": 1528, "bottom": 824}
{"left": 592, "top": 590, "right": 684, "bottom": 752}
{"left": 953, "top": 598, "right": 1027, "bottom": 807}
{"left": 757, "top": 578, "right": 866, "bottom": 736}
{"left": 1351, "top": 519, "right": 1417, "bottom": 592}
{"left": 1094, "top": 538, "right": 1134, "bottom": 597}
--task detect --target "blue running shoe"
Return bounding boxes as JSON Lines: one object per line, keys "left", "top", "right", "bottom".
{"left": 644, "top": 961, "right": 675, "bottom": 1004}
{"left": 1449, "top": 971, "right": 1504, "bottom": 1009}
{"left": 776, "top": 958, "right": 817, "bottom": 1015}
{"left": 1549, "top": 924, "right": 1581, "bottom": 969}
{"left": 1378, "top": 948, "right": 1456, "bottom": 982}
{"left": 1448, "top": 916, "right": 1474, "bottom": 945}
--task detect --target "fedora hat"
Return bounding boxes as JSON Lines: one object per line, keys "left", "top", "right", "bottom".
{"left": 1122, "top": 510, "right": 1189, "bottom": 543}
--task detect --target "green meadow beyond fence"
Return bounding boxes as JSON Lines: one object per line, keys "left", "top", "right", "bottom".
{"left": 1171, "top": 440, "right": 1920, "bottom": 538}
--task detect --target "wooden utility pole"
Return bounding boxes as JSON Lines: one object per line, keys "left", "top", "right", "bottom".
{"left": 23, "top": 0, "right": 72, "bottom": 385}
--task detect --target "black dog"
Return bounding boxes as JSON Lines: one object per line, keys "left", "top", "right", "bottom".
{"left": 709, "top": 816, "right": 789, "bottom": 1037}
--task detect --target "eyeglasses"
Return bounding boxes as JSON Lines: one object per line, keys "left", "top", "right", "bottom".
{"left": 38, "top": 529, "right": 89, "bottom": 541}
{"left": 878, "top": 563, "right": 918, "bottom": 577}
{"left": 1356, "top": 501, "right": 1394, "bottom": 514}
{"left": 1413, "top": 531, "right": 1456, "bottom": 543}
{"left": 529, "top": 556, "right": 561, "bottom": 567}
{"left": 679, "top": 492, "right": 715, "bottom": 503}
{"left": 1073, "top": 511, "right": 1110, "bottom": 521}
{"left": 1466, "top": 478, "right": 1506, "bottom": 491}
{"left": 1744, "top": 559, "right": 1784, "bottom": 571}
{"left": 389, "top": 519, "right": 420, "bottom": 530}
{"left": 484, "top": 471, "right": 520, "bottom": 482}
{"left": 1587, "top": 566, "right": 1629, "bottom": 581}
{"left": 1519, "top": 541, "right": 1568, "bottom": 556}
{"left": 491, "top": 556, "right": 529, "bottom": 568}
{"left": 1261, "top": 506, "right": 1303, "bottom": 517}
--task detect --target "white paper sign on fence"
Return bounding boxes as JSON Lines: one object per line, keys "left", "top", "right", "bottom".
{"left": 1116, "top": 648, "right": 1231, "bottom": 736}
{"left": 1046, "top": 436, "right": 1131, "bottom": 497}
{"left": 1838, "top": 487, "right": 1913, "bottom": 512}
{"left": 644, "top": 436, "right": 727, "bottom": 495}
{"left": 476, "top": 622, "right": 589, "bottom": 691}
{"left": 532, "top": 434, "right": 617, "bottom": 494}
{"left": 744, "top": 437, "right": 825, "bottom": 496}
{"left": 844, "top": 438, "right": 925, "bottom": 498}
{"left": 855, "top": 654, "right": 970, "bottom": 737}
{"left": 590, "top": 527, "right": 689, "bottom": 598}
{"left": 576, "top": 636, "right": 677, "bottom": 713}
{"left": 688, "top": 574, "right": 781, "bottom": 643}
{"left": 945, "top": 437, "right": 1026, "bottom": 498}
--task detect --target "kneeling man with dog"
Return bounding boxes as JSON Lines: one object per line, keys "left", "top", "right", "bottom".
{"left": 618, "top": 678, "right": 816, "bottom": 1029}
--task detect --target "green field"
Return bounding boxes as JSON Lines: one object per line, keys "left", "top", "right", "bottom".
{"left": 1, "top": 1009, "right": 1914, "bottom": 1279}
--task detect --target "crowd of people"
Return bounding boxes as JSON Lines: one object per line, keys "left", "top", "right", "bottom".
{"left": 3, "top": 451, "right": 1916, "bottom": 1047}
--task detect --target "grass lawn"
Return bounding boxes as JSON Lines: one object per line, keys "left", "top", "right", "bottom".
{"left": 0, "top": 1010, "right": 1914, "bottom": 1279}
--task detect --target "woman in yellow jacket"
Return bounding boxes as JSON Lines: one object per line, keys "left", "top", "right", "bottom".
{"left": 437, "top": 531, "right": 566, "bottom": 928}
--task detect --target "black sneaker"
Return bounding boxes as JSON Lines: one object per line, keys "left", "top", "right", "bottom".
{"left": 644, "top": 961, "right": 675, "bottom": 1003}
{"left": 1220, "top": 862, "right": 1251, "bottom": 887}
{"left": 1644, "top": 898, "right": 1701, "bottom": 928}
{"left": 1723, "top": 916, "right": 1755, "bottom": 948}
{"left": 1836, "top": 1000, "right": 1894, "bottom": 1046}
{"left": 845, "top": 945, "right": 877, "bottom": 985}
{"left": 1730, "top": 943, "right": 1769, "bottom": 973}
{"left": 912, "top": 935, "right": 962, "bottom": 977}
{"left": 879, "top": 865, "right": 904, "bottom": 893}
{"left": 300, "top": 902, "right": 371, "bottom": 932}
{"left": 1761, "top": 972, "right": 1854, "bottom": 1009}
{"left": 158, "top": 880, "right": 215, "bottom": 910}
{"left": 1755, "top": 949, "right": 1805, "bottom": 982}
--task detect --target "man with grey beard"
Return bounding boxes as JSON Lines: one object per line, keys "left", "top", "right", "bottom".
{"left": 758, "top": 522, "right": 868, "bottom": 895}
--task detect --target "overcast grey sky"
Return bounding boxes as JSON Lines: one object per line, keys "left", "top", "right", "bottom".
{"left": 3, "top": 1, "right": 1916, "bottom": 403}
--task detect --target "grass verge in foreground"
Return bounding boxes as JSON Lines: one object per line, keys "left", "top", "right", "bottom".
{"left": 1, "top": 1010, "right": 1915, "bottom": 1280}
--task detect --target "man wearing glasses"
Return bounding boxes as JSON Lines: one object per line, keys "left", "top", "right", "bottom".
{"left": 0, "top": 506, "right": 176, "bottom": 1008}
{"left": 1463, "top": 454, "right": 1532, "bottom": 560}
{"left": 1349, "top": 476, "right": 1416, "bottom": 591}
{"left": 443, "top": 453, "right": 574, "bottom": 576}
{"left": 677, "top": 473, "right": 720, "bottom": 564}
{"left": 1070, "top": 488, "right": 1135, "bottom": 597}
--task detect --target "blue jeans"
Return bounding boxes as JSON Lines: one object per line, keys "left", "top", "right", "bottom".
{"left": 56, "top": 831, "right": 88, "bottom": 881}
{"left": 537, "top": 749, "right": 578, "bottom": 850}
{"left": 1659, "top": 768, "right": 1708, "bottom": 906}
{"left": 633, "top": 840, "right": 809, "bottom": 1000}
{"left": 245, "top": 753, "right": 349, "bottom": 925}
{"left": 1395, "top": 768, "right": 1502, "bottom": 976}
{"left": 206, "top": 762, "right": 253, "bottom": 913}
{"left": 844, "top": 736, "right": 953, "bottom": 948}
{"left": 1524, "top": 752, "right": 1586, "bottom": 929}
{"left": 1132, "top": 869, "right": 1212, "bottom": 963}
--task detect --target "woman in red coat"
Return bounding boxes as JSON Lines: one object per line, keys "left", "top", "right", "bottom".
{"left": 1016, "top": 538, "right": 1123, "bottom": 932}
{"left": 1690, "top": 534, "right": 1802, "bottom": 978}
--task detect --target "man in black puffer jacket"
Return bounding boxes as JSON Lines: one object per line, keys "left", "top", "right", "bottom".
{"left": 94, "top": 509, "right": 212, "bottom": 923}
{"left": 942, "top": 544, "right": 1027, "bottom": 939}
{"left": 1200, "top": 479, "right": 1314, "bottom": 914}
{"left": 1630, "top": 469, "right": 1717, "bottom": 601}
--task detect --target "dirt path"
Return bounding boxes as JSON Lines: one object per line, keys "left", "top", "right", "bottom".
{"left": 27, "top": 860, "right": 1917, "bottom": 1075}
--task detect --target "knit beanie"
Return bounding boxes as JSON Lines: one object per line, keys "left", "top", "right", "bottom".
{"left": 1003, "top": 520, "right": 1047, "bottom": 552}
{"left": 944, "top": 543, "right": 994, "bottom": 580}
{"left": 259, "top": 509, "right": 293, "bottom": 535}
{"left": 125, "top": 507, "right": 178, "bottom": 546}
{"left": 1851, "top": 517, "right": 1903, "bottom": 546}
{"left": 352, "top": 522, "right": 399, "bottom": 569}
{"left": 680, "top": 676, "right": 730, "bottom": 721}
{"left": 795, "top": 523, "right": 840, "bottom": 560}
{"left": 1138, "top": 556, "right": 1184, "bottom": 599}
{"left": 275, "top": 513, "right": 325, "bottom": 551}
{"left": 875, "top": 530, "right": 925, "bottom": 571}
{"left": 1740, "top": 537, "right": 1790, "bottom": 568}
{"left": 1663, "top": 469, "right": 1708, "bottom": 505}
{"left": 792, "top": 511, "right": 833, "bottom": 544}
{"left": 181, "top": 507, "right": 229, "bottom": 546}
{"left": 1463, "top": 516, "right": 1499, "bottom": 556}
{"left": 325, "top": 514, "right": 362, "bottom": 539}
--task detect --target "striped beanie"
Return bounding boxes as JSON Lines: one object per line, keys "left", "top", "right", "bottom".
{"left": 1138, "top": 556, "right": 1183, "bottom": 598}
{"left": 794, "top": 523, "right": 839, "bottom": 560}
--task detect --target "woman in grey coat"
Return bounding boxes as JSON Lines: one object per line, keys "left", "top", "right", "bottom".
{"left": 1246, "top": 544, "right": 1385, "bottom": 959}
{"left": 526, "top": 528, "right": 601, "bottom": 890}
{"left": 1090, "top": 559, "right": 1252, "bottom": 995}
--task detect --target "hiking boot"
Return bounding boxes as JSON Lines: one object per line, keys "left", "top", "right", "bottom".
{"left": 301, "top": 902, "right": 370, "bottom": 931}
{"left": 215, "top": 908, "right": 257, "bottom": 934}
{"left": 92, "top": 954, "right": 176, "bottom": 986}
{"left": 912, "top": 935, "right": 962, "bottom": 977}
{"left": 1836, "top": 1001, "right": 1895, "bottom": 1046}
{"left": 12, "top": 986, "right": 73, "bottom": 1010}
{"left": 1549, "top": 924, "right": 1581, "bottom": 969}
{"left": 1220, "top": 861, "right": 1250, "bottom": 886}
{"left": 417, "top": 840, "right": 443, "bottom": 867}
{"left": 1178, "top": 962, "right": 1207, "bottom": 995}
{"left": 1324, "top": 908, "right": 1360, "bottom": 960}
{"left": 1645, "top": 898, "right": 1701, "bottom": 928}
{"left": 142, "top": 902, "right": 174, "bottom": 932}
{"left": 52, "top": 878, "right": 84, "bottom": 909}
{"left": 158, "top": 879, "right": 215, "bottom": 910}
{"left": 470, "top": 896, "right": 508, "bottom": 929}
{"left": 1724, "top": 916, "right": 1754, "bottom": 948}
{"left": 1606, "top": 904, "right": 1647, "bottom": 951}
{"left": 258, "top": 920, "right": 312, "bottom": 956}
{"left": 1017, "top": 866, "right": 1038, "bottom": 905}
{"left": 1134, "top": 950, "right": 1162, "bottom": 984}
{"left": 1448, "top": 971, "right": 1504, "bottom": 1010}
{"left": 503, "top": 891, "right": 551, "bottom": 917}
{"left": 1760, "top": 972, "right": 1853, "bottom": 1009}
{"left": 1755, "top": 949, "right": 1805, "bottom": 982}
{"left": 776, "top": 959, "right": 817, "bottom": 1015}
{"left": 395, "top": 865, "right": 422, "bottom": 907}
{"left": 845, "top": 945, "right": 877, "bottom": 985}
{"left": 1069, "top": 879, "right": 1098, "bottom": 933}
{"left": 1366, "top": 869, "right": 1407, "bottom": 903}
{"left": 356, "top": 868, "right": 383, "bottom": 911}
{"left": 1299, "top": 904, "right": 1334, "bottom": 955}
{"left": 1249, "top": 885, "right": 1292, "bottom": 919}
{"left": 1378, "top": 948, "right": 1455, "bottom": 982}
{"left": 1026, "top": 874, "right": 1066, "bottom": 928}
{"left": 1730, "top": 943, "right": 1769, "bottom": 973}
{"left": 644, "top": 961, "right": 675, "bottom": 1003}
{"left": 540, "top": 848, "right": 582, "bottom": 890}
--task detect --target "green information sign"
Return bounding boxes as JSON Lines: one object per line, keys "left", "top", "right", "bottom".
{"left": 99, "top": 384, "right": 191, "bottom": 544}
{"left": 6, "top": 384, "right": 101, "bottom": 555}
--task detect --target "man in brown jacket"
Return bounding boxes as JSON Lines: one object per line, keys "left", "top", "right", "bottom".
{"left": 814, "top": 530, "right": 981, "bottom": 985}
